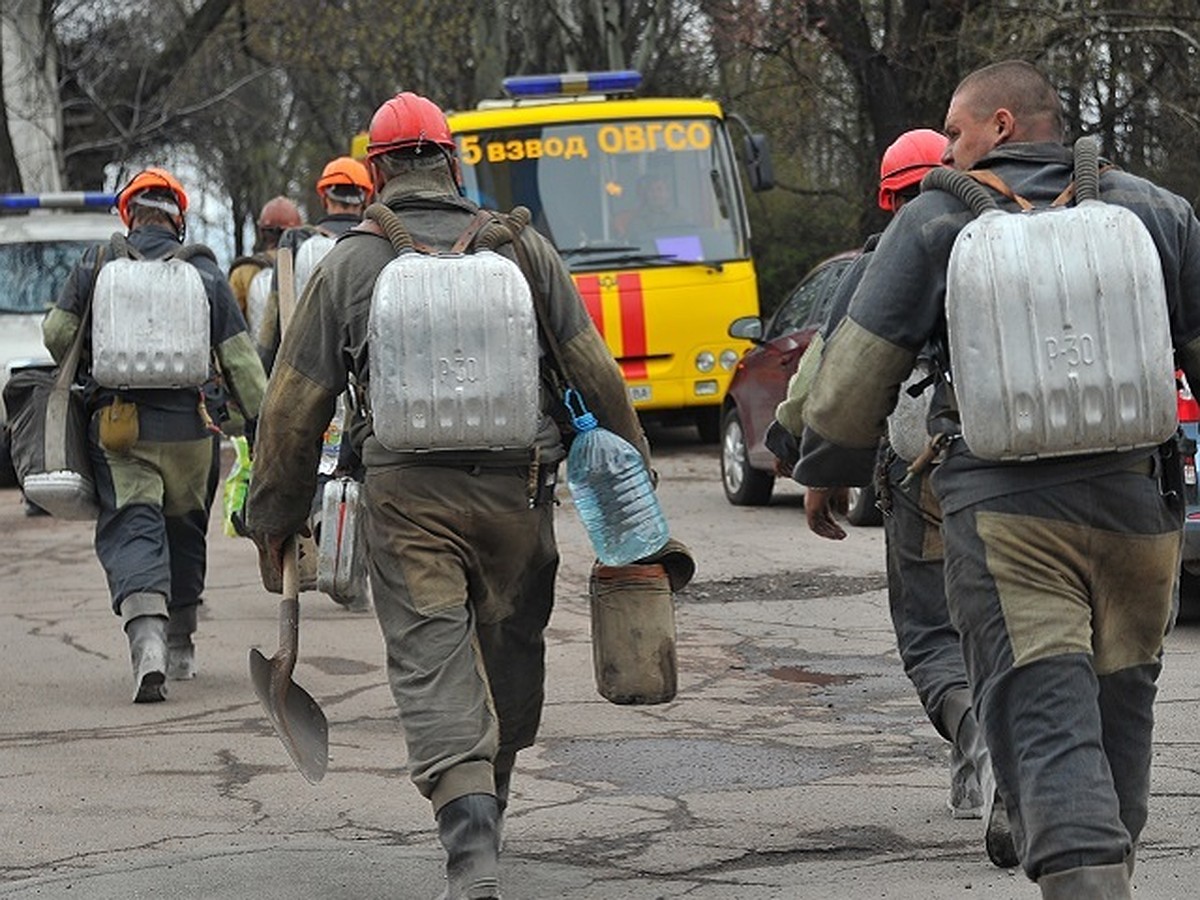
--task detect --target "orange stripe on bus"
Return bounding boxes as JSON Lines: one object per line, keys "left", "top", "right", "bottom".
{"left": 617, "top": 273, "right": 648, "bottom": 380}
{"left": 575, "top": 275, "right": 604, "bottom": 335}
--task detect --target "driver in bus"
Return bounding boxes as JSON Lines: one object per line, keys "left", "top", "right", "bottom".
{"left": 615, "top": 171, "right": 676, "bottom": 241}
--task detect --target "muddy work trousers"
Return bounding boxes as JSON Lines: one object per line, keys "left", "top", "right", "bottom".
{"left": 937, "top": 465, "right": 1179, "bottom": 880}
{"left": 881, "top": 452, "right": 972, "bottom": 740}
{"left": 364, "top": 463, "right": 558, "bottom": 814}
{"left": 89, "top": 426, "right": 216, "bottom": 617}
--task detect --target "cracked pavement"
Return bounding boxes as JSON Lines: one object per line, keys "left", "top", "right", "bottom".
{"left": 1, "top": 430, "right": 1198, "bottom": 899}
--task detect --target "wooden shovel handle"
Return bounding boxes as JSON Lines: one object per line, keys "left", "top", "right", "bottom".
{"left": 278, "top": 536, "right": 300, "bottom": 664}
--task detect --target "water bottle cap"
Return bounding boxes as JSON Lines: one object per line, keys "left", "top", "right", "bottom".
{"left": 564, "top": 388, "right": 598, "bottom": 432}
{"left": 572, "top": 410, "right": 598, "bottom": 432}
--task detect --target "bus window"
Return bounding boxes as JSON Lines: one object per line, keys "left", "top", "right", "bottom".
{"left": 456, "top": 117, "right": 748, "bottom": 269}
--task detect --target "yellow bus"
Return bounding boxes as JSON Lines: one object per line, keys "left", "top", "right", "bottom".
{"left": 444, "top": 71, "right": 773, "bottom": 442}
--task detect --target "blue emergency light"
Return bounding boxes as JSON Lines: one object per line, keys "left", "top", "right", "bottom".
{"left": 0, "top": 192, "right": 116, "bottom": 210}
{"left": 501, "top": 70, "right": 642, "bottom": 99}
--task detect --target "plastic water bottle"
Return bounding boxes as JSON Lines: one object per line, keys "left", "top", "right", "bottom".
{"left": 318, "top": 397, "right": 345, "bottom": 476}
{"left": 564, "top": 389, "right": 669, "bottom": 566}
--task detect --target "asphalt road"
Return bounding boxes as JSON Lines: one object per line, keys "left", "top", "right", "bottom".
{"left": 1, "top": 428, "right": 1197, "bottom": 899}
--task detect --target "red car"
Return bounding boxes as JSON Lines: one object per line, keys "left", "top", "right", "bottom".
{"left": 720, "top": 250, "right": 879, "bottom": 523}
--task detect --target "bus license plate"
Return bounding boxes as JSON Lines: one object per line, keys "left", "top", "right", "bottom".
{"left": 628, "top": 385, "right": 652, "bottom": 403}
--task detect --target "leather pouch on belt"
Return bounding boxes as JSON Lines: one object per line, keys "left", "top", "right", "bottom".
{"left": 98, "top": 396, "right": 139, "bottom": 453}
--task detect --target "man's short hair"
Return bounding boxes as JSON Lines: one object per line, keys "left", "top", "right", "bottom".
{"left": 373, "top": 148, "right": 451, "bottom": 181}
{"left": 955, "top": 59, "right": 1065, "bottom": 140}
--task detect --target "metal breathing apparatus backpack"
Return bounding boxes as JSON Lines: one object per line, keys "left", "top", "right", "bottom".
{"left": 90, "top": 235, "right": 213, "bottom": 389}
{"left": 364, "top": 203, "right": 541, "bottom": 452}
{"left": 246, "top": 265, "right": 273, "bottom": 340}
{"left": 887, "top": 358, "right": 937, "bottom": 464}
{"left": 929, "top": 136, "right": 1177, "bottom": 461}
{"left": 293, "top": 230, "right": 337, "bottom": 300}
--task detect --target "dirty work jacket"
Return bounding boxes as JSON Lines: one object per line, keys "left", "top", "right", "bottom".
{"left": 43, "top": 224, "right": 267, "bottom": 442}
{"left": 246, "top": 181, "right": 648, "bottom": 539}
{"left": 796, "top": 142, "right": 1200, "bottom": 515}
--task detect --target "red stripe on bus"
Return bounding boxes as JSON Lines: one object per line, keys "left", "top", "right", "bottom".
{"left": 617, "top": 273, "right": 648, "bottom": 380}
{"left": 575, "top": 275, "right": 604, "bottom": 335}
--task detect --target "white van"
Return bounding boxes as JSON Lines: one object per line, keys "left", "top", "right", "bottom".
{"left": 0, "top": 193, "right": 120, "bottom": 484}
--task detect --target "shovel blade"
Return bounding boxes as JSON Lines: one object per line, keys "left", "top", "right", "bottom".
{"left": 249, "top": 647, "right": 329, "bottom": 783}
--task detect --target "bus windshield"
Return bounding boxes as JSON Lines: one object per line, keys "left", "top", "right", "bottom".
{"left": 456, "top": 116, "right": 749, "bottom": 271}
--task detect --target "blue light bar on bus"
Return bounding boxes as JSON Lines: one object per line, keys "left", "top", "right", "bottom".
{"left": 501, "top": 70, "right": 642, "bottom": 99}
{"left": 0, "top": 192, "right": 116, "bottom": 210}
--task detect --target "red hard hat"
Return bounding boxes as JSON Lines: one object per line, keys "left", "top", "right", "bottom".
{"left": 116, "top": 167, "right": 188, "bottom": 227}
{"left": 258, "top": 195, "right": 303, "bottom": 229}
{"left": 878, "top": 129, "right": 949, "bottom": 212}
{"left": 366, "top": 92, "right": 455, "bottom": 161}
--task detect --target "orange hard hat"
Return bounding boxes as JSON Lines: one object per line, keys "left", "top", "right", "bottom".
{"left": 257, "top": 195, "right": 303, "bottom": 229}
{"left": 366, "top": 92, "right": 455, "bottom": 161}
{"left": 315, "top": 156, "right": 373, "bottom": 203}
{"left": 878, "top": 129, "right": 949, "bottom": 212}
{"left": 116, "top": 167, "right": 188, "bottom": 227}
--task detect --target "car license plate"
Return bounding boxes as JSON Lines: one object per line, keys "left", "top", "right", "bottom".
{"left": 628, "top": 385, "right": 651, "bottom": 403}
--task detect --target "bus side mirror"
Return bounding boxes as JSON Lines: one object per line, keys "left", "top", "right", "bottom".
{"left": 743, "top": 133, "right": 775, "bottom": 192}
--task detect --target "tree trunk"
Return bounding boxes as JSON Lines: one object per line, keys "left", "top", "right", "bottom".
{"left": 1, "top": 0, "right": 62, "bottom": 191}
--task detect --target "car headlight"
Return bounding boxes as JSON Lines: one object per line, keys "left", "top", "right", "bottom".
{"left": 719, "top": 349, "right": 739, "bottom": 371}
{"left": 695, "top": 351, "right": 716, "bottom": 373}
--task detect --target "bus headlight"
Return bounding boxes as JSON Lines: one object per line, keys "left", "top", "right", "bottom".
{"left": 695, "top": 351, "right": 716, "bottom": 373}
{"left": 719, "top": 349, "right": 739, "bottom": 371}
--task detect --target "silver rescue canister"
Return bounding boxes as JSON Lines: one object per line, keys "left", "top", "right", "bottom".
{"left": 317, "top": 476, "right": 368, "bottom": 608}
{"left": 246, "top": 266, "right": 272, "bottom": 341}
{"left": 368, "top": 249, "right": 540, "bottom": 451}
{"left": 945, "top": 200, "right": 1176, "bottom": 460}
{"left": 91, "top": 257, "right": 211, "bottom": 388}
{"left": 887, "top": 359, "right": 935, "bottom": 463}
{"left": 293, "top": 233, "right": 337, "bottom": 300}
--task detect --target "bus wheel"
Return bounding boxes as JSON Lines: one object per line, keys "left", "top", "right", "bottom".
{"left": 695, "top": 408, "right": 720, "bottom": 444}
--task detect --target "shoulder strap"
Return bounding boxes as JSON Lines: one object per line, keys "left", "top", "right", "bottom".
{"left": 450, "top": 210, "right": 493, "bottom": 253}
{"left": 109, "top": 233, "right": 143, "bottom": 260}
{"left": 962, "top": 138, "right": 1110, "bottom": 212}
{"left": 276, "top": 246, "right": 296, "bottom": 338}
{"left": 963, "top": 169, "right": 1035, "bottom": 210}
{"left": 170, "top": 243, "right": 218, "bottom": 264}
{"left": 363, "top": 203, "right": 414, "bottom": 254}
{"left": 45, "top": 244, "right": 108, "bottom": 470}
{"left": 490, "top": 208, "right": 576, "bottom": 390}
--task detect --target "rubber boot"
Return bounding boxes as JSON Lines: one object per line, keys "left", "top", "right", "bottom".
{"left": 1038, "top": 862, "right": 1132, "bottom": 899}
{"left": 167, "top": 604, "right": 198, "bottom": 681}
{"left": 981, "top": 774, "right": 1019, "bottom": 869}
{"left": 945, "top": 734, "right": 984, "bottom": 820}
{"left": 124, "top": 613, "right": 168, "bottom": 703}
{"left": 435, "top": 793, "right": 502, "bottom": 900}
{"left": 954, "top": 711, "right": 1019, "bottom": 868}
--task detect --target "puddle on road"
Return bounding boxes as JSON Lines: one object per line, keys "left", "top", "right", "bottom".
{"left": 682, "top": 571, "right": 886, "bottom": 604}
{"left": 766, "top": 665, "right": 858, "bottom": 686}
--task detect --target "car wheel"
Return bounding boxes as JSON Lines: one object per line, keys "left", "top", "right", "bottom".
{"left": 721, "top": 407, "right": 773, "bottom": 506}
{"left": 846, "top": 482, "right": 883, "bottom": 526}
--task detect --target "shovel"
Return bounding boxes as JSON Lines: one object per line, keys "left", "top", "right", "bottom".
{"left": 249, "top": 536, "right": 329, "bottom": 783}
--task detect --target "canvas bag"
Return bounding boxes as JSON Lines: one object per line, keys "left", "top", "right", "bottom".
{"left": 2, "top": 246, "right": 109, "bottom": 519}
{"left": 934, "top": 137, "right": 1177, "bottom": 460}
